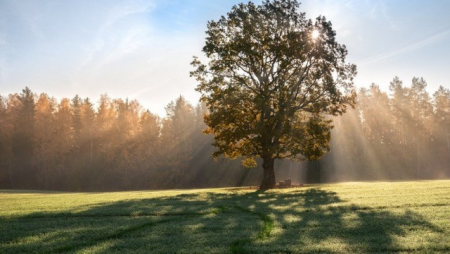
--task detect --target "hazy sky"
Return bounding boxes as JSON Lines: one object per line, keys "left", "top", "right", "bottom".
{"left": 1, "top": 0, "right": 449, "bottom": 116}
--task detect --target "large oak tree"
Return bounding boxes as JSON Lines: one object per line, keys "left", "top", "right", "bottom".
{"left": 191, "top": 0, "right": 356, "bottom": 189}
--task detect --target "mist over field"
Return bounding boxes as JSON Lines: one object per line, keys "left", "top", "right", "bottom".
{"left": 1, "top": 79, "right": 449, "bottom": 191}
{"left": 0, "top": 1, "right": 449, "bottom": 191}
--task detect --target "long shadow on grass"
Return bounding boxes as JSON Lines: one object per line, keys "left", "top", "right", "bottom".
{"left": 0, "top": 189, "right": 444, "bottom": 253}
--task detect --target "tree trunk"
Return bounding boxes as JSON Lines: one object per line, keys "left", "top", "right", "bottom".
{"left": 446, "top": 126, "right": 450, "bottom": 171}
{"left": 7, "top": 166, "right": 14, "bottom": 188}
{"left": 260, "top": 157, "right": 275, "bottom": 190}
{"left": 417, "top": 136, "right": 420, "bottom": 179}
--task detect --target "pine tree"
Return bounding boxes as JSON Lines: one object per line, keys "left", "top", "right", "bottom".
{"left": 34, "top": 93, "right": 57, "bottom": 189}
{"left": 12, "top": 88, "right": 36, "bottom": 188}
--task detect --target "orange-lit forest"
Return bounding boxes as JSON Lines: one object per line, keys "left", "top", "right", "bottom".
{"left": 0, "top": 76, "right": 449, "bottom": 191}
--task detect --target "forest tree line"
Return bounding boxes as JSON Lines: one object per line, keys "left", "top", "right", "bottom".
{"left": 314, "top": 77, "right": 450, "bottom": 182}
{"left": 0, "top": 88, "right": 262, "bottom": 191}
{"left": 0, "top": 76, "right": 449, "bottom": 190}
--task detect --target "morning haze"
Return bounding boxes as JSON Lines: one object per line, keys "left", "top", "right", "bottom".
{"left": 1, "top": 0, "right": 450, "bottom": 253}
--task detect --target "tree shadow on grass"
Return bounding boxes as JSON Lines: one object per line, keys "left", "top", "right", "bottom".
{"left": 0, "top": 188, "right": 446, "bottom": 253}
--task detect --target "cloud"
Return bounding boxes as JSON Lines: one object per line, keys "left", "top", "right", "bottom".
{"left": 0, "top": 17, "right": 7, "bottom": 84}
{"left": 366, "top": 0, "right": 396, "bottom": 30}
{"left": 76, "top": 1, "right": 156, "bottom": 84}
{"left": 102, "top": 27, "right": 148, "bottom": 64}
{"left": 80, "top": 2, "right": 154, "bottom": 61}
{"left": 359, "top": 28, "right": 450, "bottom": 66}
{"left": 380, "top": 1, "right": 396, "bottom": 30}
{"left": 100, "top": 1, "right": 155, "bottom": 33}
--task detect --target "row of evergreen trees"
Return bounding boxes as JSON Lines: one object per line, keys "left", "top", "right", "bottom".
{"left": 0, "top": 76, "right": 449, "bottom": 190}
{"left": 0, "top": 88, "right": 258, "bottom": 191}
{"left": 316, "top": 77, "right": 450, "bottom": 182}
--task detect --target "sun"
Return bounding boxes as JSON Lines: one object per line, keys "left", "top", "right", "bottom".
{"left": 312, "top": 30, "right": 320, "bottom": 40}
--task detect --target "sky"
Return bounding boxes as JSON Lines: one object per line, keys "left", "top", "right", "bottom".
{"left": 1, "top": 0, "right": 449, "bottom": 116}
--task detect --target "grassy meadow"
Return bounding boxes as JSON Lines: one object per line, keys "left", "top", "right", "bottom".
{"left": 1, "top": 180, "right": 450, "bottom": 253}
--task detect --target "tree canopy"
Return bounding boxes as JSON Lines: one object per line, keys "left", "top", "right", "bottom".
{"left": 191, "top": 0, "right": 357, "bottom": 189}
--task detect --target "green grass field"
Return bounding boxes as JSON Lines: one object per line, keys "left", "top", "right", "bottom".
{"left": 1, "top": 180, "right": 450, "bottom": 253}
